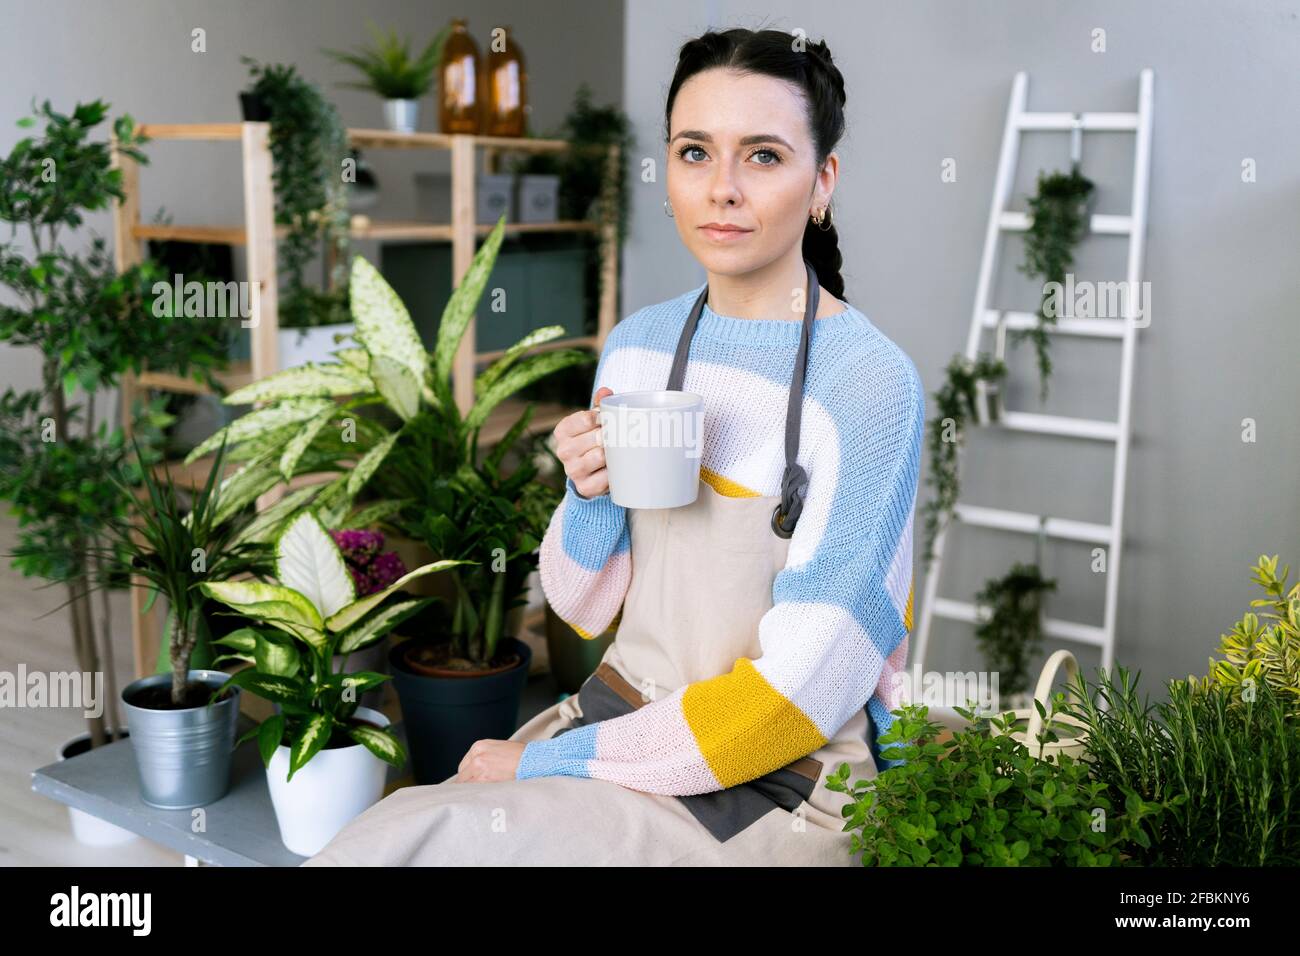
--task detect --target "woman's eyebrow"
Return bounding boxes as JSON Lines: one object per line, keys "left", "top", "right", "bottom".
{"left": 670, "top": 129, "right": 796, "bottom": 152}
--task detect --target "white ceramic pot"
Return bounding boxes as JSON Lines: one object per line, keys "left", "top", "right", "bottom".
{"left": 58, "top": 732, "right": 140, "bottom": 847}
{"left": 276, "top": 322, "right": 356, "bottom": 371}
{"left": 265, "top": 706, "right": 390, "bottom": 857}
{"left": 383, "top": 99, "right": 419, "bottom": 133}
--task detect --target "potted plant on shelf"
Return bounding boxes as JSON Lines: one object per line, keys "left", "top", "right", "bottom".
{"left": 201, "top": 509, "right": 472, "bottom": 856}
{"left": 919, "top": 352, "right": 1007, "bottom": 566}
{"left": 323, "top": 22, "right": 451, "bottom": 134}
{"left": 0, "top": 98, "right": 228, "bottom": 776}
{"left": 239, "top": 57, "right": 353, "bottom": 367}
{"left": 103, "top": 440, "right": 274, "bottom": 809}
{"left": 1016, "top": 165, "right": 1096, "bottom": 403}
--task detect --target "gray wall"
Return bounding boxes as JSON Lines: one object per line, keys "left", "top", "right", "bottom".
{"left": 620, "top": 0, "right": 1300, "bottom": 690}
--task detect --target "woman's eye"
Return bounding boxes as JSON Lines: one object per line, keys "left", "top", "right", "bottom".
{"left": 750, "top": 148, "right": 781, "bottom": 165}
{"left": 678, "top": 145, "right": 707, "bottom": 162}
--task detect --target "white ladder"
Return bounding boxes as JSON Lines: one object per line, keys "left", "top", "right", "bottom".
{"left": 913, "top": 69, "right": 1155, "bottom": 680}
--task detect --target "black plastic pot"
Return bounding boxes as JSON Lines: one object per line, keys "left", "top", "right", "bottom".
{"left": 239, "top": 91, "right": 270, "bottom": 122}
{"left": 389, "top": 636, "right": 532, "bottom": 785}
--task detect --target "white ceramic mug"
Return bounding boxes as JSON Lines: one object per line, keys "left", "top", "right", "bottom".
{"left": 597, "top": 390, "right": 704, "bottom": 509}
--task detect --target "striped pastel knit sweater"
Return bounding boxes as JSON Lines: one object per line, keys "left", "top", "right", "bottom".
{"left": 516, "top": 281, "right": 926, "bottom": 795}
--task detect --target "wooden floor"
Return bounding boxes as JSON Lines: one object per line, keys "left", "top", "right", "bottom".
{"left": 0, "top": 515, "right": 181, "bottom": 865}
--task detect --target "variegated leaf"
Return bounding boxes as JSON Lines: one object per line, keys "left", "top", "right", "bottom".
{"left": 347, "top": 723, "right": 406, "bottom": 768}
{"left": 349, "top": 255, "right": 428, "bottom": 394}
{"left": 474, "top": 324, "right": 568, "bottom": 398}
{"left": 186, "top": 399, "right": 334, "bottom": 465}
{"left": 337, "top": 498, "right": 411, "bottom": 531}
{"left": 231, "top": 484, "right": 326, "bottom": 546}
{"left": 333, "top": 347, "right": 370, "bottom": 372}
{"left": 199, "top": 580, "right": 324, "bottom": 634}
{"left": 434, "top": 216, "right": 506, "bottom": 405}
{"left": 337, "top": 597, "right": 434, "bottom": 654}
{"left": 346, "top": 430, "right": 400, "bottom": 500}
{"left": 279, "top": 405, "right": 339, "bottom": 479}
{"left": 369, "top": 354, "right": 420, "bottom": 421}
{"left": 325, "top": 560, "right": 474, "bottom": 633}
{"left": 465, "top": 348, "right": 593, "bottom": 432}
{"left": 223, "top": 363, "right": 373, "bottom": 406}
{"left": 288, "top": 712, "right": 333, "bottom": 779}
{"left": 213, "top": 461, "right": 283, "bottom": 526}
{"left": 276, "top": 511, "right": 356, "bottom": 620}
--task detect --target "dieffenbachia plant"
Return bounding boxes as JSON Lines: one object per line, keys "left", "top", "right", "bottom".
{"left": 181, "top": 215, "right": 594, "bottom": 541}
{"left": 202, "top": 509, "right": 472, "bottom": 780}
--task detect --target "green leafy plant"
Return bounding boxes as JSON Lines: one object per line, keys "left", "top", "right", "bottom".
{"left": 323, "top": 22, "right": 450, "bottom": 100}
{"left": 973, "top": 561, "right": 1058, "bottom": 698}
{"left": 241, "top": 58, "right": 351, "bottom": 330}
{"left": 920, "top": 352, "right": 1007, "bottom": 566}
{"left": 181, "top": 216, "right": 594, "bottom": 666}
{"left": 201, "top": 510, "right": 472, "bottom": 780}
{"left": 1186, "top": 554, "right": 1300, "bottom": 718}
{"left": 827, "top": 700, "right": 1177, "bottom": 866}
{"left": 0, "top": 99, "right": 229, "bottom": 746}
{"left": 1065, "top": 665, "right": 1300, "bottom": 866}
{"left": 1016, "top": 166, "right": 1095, "bottom": 402}
{"left": 95, "top": 439, "right": 274, "bottom": 705}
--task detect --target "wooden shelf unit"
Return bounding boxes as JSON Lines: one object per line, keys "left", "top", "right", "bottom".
{"left": 111, "top": 121, "right": 622, "bottom": 677}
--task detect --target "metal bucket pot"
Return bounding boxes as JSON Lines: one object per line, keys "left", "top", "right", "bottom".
{"left": 120, "top": 670, "right": 241, "bottom": 810}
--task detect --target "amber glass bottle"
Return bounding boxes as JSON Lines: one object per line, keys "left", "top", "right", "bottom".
{"left": 438, "top": 19, "right": 482, "bottom": 134}
{"left": 484, "top": 26, "right": 527, "bottom": 137}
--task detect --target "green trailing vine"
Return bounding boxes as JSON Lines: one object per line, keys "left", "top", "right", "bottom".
{"left": 973, "top": 561, "right": 1058, "bottom": 698}
{"left": 241, "top": 57, "right": 352, "bottom": 330}
{"left": 921, "top": 352, "right": 1007, "bottom": 566}
{"left": 1015, "top": 166, "right": 1095, "bottom": 402}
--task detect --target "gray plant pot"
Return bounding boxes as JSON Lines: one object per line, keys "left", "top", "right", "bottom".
{"left": 384, "top": 99, "right": 420, "bottom": 134}
{"left": 120, "top": 670, "right": 241, "bottom": 810}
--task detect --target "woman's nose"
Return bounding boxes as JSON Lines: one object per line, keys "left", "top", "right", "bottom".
{"left": 708, "top": 161, "right": 742, "bottom": 207}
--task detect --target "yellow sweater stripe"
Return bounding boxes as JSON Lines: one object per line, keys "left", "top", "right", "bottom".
{"left": 699, "top": 466, "right": 760, "bottom": 498}
{"left": 681, "top": 658, "right": 828, "bottom": 788}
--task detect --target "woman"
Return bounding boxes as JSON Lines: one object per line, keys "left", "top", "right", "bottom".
{"left": 306, "top": 27, "right": 924, "bottom": 867}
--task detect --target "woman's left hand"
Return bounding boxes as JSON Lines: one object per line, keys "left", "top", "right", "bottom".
{"left": 454, "top": 739, "right": 526, "bottom": 783}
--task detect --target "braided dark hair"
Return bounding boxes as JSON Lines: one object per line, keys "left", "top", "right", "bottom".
{"left": 664, "top": 28, "right": 848, "bottom": 302}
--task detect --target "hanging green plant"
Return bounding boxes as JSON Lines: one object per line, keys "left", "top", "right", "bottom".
{"left": 1015, "top": 166, "right": 1095, "bottom": 402}
{"left": 973, "top": 561, "right": 1058, "bottom": 699}
{"left": 241, "top": 57, "right": 352, "bottom": 330}
{"left": 920, "top": 352, "right": 1007, "bottom": 566}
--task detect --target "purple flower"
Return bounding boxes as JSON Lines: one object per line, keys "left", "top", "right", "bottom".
{"left": 330, "top": 528, "right": 406, "bottom": 596}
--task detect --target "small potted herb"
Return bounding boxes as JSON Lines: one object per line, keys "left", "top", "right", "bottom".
{"left": 324, "top": 22, "right": 450, "bottom": 134}
{"left": 201, "top": 509, "right": 471, "bottom": 856}
{"left": 973, "top": 561, "right": 1058, "bottom": 707}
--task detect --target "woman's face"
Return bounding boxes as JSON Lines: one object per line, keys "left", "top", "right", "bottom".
{"left": 666, "top": 67, "right": 836, "bottom": 278}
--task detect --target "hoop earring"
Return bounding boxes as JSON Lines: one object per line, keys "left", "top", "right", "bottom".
{"left": 663, "top": 198, "right": 674, "bottom": 218}
{"left": 811, "top": 204, "right": 833, "bottom": 231}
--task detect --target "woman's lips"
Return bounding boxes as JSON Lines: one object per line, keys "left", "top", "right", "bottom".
{"left": 698, "top": 224, "right": 753, "bottom": 242}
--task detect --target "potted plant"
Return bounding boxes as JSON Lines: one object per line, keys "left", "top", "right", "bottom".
{"left": 0, "top": 99, "right": 228, "bottom": 781}
{"left": 105, "top": 440, "right": 274, "bottom": 808}
{"left": 919, "top": 352, "right": 1008, "bottom": 565}
{"left": 181, "top": 216, "right": 595, "bottom": 782}
{"left": 200, "top": 509, "right": 472, "bottom": 855}
{"left": 1016, "top": 165, "right": 1096, "bottom": 403}
{"left": 324, "top": 22, "right": 450, "bottom": 134}
{"left": 239, "top": 57, "right": 352, "bottom": 364}
{"left": 972, "top": 560, "right": 1058, "bottom": 708}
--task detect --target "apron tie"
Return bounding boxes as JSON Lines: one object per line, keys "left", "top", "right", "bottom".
{"left": 668, "top": 259, "right": 820, "bottom": 539}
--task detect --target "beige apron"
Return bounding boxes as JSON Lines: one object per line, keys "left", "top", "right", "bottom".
{"left": 304, "top": 260, "right": 877, "bottom": 866}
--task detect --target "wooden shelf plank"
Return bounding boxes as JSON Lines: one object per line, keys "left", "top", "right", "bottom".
{"left": 138, "top": 123, "right": 244, "bottom": 141}
{"left": 475, "top": 398, "right": 578, "bottom": 447}
{"left": 136, "top": 361, "right": 253, "bottom": 396}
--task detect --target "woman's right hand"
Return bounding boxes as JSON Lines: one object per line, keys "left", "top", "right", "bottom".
{"left": 554, "top": 386, "right": 613, "bottom": 498}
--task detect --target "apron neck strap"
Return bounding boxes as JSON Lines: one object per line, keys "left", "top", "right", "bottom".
{"left": 666, "top": 260, "right": 820, "bottom": 538}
